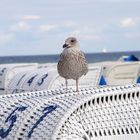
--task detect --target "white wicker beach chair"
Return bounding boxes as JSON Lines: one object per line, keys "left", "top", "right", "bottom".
{"left": 0, "top": 63, "right": 38, "bottom": 95}
{"left": 6, "top": 66, "right": 103, "bottom": 95}
{"left": 6, "top": 68, "right": 59, "bottom": 94}
{"left": 0, "top": 85, "right": 140, "bottom": 140}
{"left": 6, "top": 71, "right": 29, "bottom": 94}
{"left": 34, "top": 69, "right": 60, "bottom": 91}
{"left": 105, "top": 62, "right": 140, "bottom": 86}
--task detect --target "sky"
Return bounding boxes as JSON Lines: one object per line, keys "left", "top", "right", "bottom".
{"left": 0, "top": 0, "right": 140, "bottom": 56}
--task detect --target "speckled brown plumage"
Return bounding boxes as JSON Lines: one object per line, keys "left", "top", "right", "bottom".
{"left": 57, "top": 37, "right": 88, "bottom": 91}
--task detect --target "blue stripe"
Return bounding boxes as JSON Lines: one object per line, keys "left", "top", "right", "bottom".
{"left": 137, "top": 77, "right": 140, "bottom": 83}
{"left": 99, "top": 75, "right": 107, "bottom": 86}
{"left": 0, "top": 106, "right": 27, "bottom": 139}
{"left": 28, "top": 104, "right": 58, "bottom": 138}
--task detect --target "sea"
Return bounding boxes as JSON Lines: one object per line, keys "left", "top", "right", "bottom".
{"left": 0, "top": 51, "right": 140, "bottom": 64}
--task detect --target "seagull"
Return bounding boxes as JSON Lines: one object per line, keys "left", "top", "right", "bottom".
{"left": 57, "top": 37, "right": 88, "bottom": 91}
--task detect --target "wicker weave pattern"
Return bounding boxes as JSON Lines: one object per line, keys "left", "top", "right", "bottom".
{"left": 0, "top": 85, "right": 140, "bottom": 140}
{"left": 6, "top": 66, "right": 102, "bottom": 95}
{"left": 0, "top": 63, "right": 38, "bottom": 95}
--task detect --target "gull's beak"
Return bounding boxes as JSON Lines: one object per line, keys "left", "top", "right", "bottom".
{"left": 63, "top": 44, "right": 68, "bottom": 48}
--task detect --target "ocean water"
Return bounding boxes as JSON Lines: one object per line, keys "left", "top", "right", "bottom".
{"left": 0, "top": 51, "right": 140, "bottom": 64}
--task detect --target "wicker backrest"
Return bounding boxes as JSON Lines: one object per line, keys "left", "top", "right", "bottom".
{"left": 0, "top": 85, "right": 140, "bottom": 140}
{"left": 0, "top": 63, "right": 38, "bottom": 95}
{"left": 52, "top": 85, "right": 140, "bottom": 140}
{"left": 6, "top": 66, "right": 102, "bottom": 95}
{"left": 6, "top": 68, "right": 57, "bottom": 94}
{"left": 105, "top": 62, "right": 140, "bottom": 86}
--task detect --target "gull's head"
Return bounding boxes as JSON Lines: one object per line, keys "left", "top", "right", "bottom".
{"left": 63, "top": 37, "right": 78, "bottom": 49}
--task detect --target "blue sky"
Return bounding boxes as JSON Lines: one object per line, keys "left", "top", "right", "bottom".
{"left": 0, "top": 0, "right": 140, "bottom": 56}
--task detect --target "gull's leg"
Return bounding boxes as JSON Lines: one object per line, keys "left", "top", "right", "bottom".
{"left": 65, "top": 79, "right": 68, "bottom": 91}
{"left": 76, "top": 79, "right": 79, "bottom": 92}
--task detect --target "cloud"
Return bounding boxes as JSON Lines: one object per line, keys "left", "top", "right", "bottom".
{"left": 19, "top": 15, "right": 41, "bottom": 20}
{"left": 39, "top": 24, "right": 57, "bottom": 32}
{"left": 120, "top": 17, "right": 139, "bottom": 28}
{"left": 63, "top": 20, "right": 76, "bottom": 27}
{"left": 10, "top": 21, "right": 31, "bottom": 31}
{"left": 69, "top": 27, "right": 101, "bottom": 41}
{"left": 124, "top": 32, "right": 140, "bottom": 39}
{"left": 69, "top": 30, "right": 100, "bottom": 41}
{"left": 0, "top": 33, "right": 15, "bottom": 44}
{"left": 80, "top": 35, "right": 100, "bottom": 40}
{"left": 70, "top": 30, "right": 81, "bottom": 36}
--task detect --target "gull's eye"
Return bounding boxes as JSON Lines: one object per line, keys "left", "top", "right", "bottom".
{"left": 71, "top": 39, "right": 75, "bottom": 43}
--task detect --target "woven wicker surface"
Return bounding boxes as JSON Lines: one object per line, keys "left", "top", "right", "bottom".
{"left": 0, "top": 85, "right": 140, "bottom": 140}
